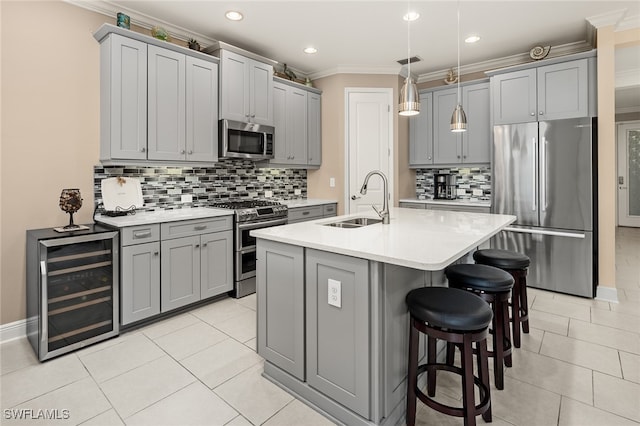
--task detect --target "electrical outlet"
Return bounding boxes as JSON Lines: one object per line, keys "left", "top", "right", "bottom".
{"left": 181, "top": 194, "right": 193, "bottom": 203}
{"left": 330, "top": 177, "right": 335, "bottom": 187}
{"left": 294, "top": 189, "right": 302, "bottom": 195}
{"left": 327, "top": 279, "right": 341, "bottom": 308}
{"left": 265, "top": 190, "right": 273, "bottom": 198}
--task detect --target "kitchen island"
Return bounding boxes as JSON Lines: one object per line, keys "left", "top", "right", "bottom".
{"left": 251, "top": 207, "right": 515, "bottom": 426}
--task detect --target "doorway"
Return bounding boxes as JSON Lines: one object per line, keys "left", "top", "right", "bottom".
{"left": 617, "top": 121, "right": 640, "bottom": 227}
{"left": 345, "top": 88, "right": 393, "bottom": 214}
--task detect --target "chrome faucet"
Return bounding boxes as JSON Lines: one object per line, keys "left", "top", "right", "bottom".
{"left": 351, "top": 170, "right": 390, "bottom": 224}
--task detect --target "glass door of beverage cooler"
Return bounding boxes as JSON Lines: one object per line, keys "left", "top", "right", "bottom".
{"left": 39, "top": 232, "right": 119, "bottom": 360}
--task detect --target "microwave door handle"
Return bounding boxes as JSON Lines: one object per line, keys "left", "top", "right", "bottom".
{"left": 263, "top": 133, "right": 268, "bottom": 155}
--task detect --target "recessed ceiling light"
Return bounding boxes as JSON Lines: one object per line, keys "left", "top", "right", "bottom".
{"left": 403, "top": 11, "right": 420, "bottom": 21}
{"left": 303, "top": 47, "right": 318, "bottom": 54}
{"left": 225, "top": 11, "right": 243, "bottom": 21}
{"left": 465, "top": 35, "right": 481, "bottom": 44}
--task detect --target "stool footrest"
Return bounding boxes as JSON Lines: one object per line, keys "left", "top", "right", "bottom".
{"left": 414, "top": 362, "right": 491, "bottom": 419}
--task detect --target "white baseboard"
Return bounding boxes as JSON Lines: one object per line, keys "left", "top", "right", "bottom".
{"left": 595, "top": 286, "right": 619, "bottom": 303}
{"left": 0, "top": 319, "right": 27, "bottom": 344}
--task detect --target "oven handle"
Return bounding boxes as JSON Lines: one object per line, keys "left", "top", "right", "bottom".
{"left": 237, "top": 218, "right": 288, "bottom": 230}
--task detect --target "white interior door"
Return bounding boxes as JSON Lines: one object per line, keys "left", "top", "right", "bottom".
{"left": 345, "top": 88, "right": 393, "bottom": 214}
{"left": 618, "top": 121, "right": 640, "bottom": 227}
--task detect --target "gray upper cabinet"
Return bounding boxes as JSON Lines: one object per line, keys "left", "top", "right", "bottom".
{"left": 462, "top": 82, "right": 491, "bottom": 164}
{"left": 433, "top": 88, "right": 461, "bottom": 164}
{"left": 147, "top": 46, "right": 186, "bottom": 161}
{"left": 100, "top": 33, "right": 147, "bottom": 161}
{"left": 270, "top": 79, "right": 322, "bottom": 168}
{"left": 219, "top": 50, "right": 273, "bottom": 125}
{"left": 492, "top": 58, "right": 590, "bottom": 124}
{"left": 409, "top": 92, "right": 433, "bottom": 167}
{"left": 96, "top": 27, "right": 219, "bottom": 163}
{"left": 307, "top": 92, "right": 322, "bottom": 167}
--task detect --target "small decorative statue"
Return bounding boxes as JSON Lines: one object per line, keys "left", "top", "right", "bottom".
{"left": 188, "top": 38, "right": 200, "bottom": 51}
{"left": 444, "top": 68, "right": 458, "bottom": 85}
{"left": 530, "top": 45, "right": 551, "bottom": 61}
{"left": 59, "top": 189, "right": 83, "bottom": 230}
{"left": 283, "top": 63, "right": 297, "bottom": 81}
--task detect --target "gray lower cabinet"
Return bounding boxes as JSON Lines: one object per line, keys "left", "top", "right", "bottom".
{"left": 121, "top": 225, "right": 161, "bottom": 325}
{"left": 161, "top": 235, "right": 201, "bottom": 311}
{"left": 256, "top": 240, "right": 305, "bottom": 380}
{"left": 306, "top": 249, "right": 370, "bottom": 418}
{"left": 201, "top": 230, "right": 234, "bottom": 299}
{"left": 288, "top": 203, "right": 337, "bottom": 223}
{"left": 399, "top": 202, "right": 425, "bottom": 209}
{"left": 426, "top": 204, "right": 491, "bottom": 214}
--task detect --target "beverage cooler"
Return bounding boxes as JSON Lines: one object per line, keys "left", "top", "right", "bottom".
{"left": 26, "top": 225, "right": 119, "bottom": 361}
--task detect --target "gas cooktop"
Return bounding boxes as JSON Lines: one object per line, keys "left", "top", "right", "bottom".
{"left": 209, "top": 199, "right": 282, "bottom": 210}
{"left": 209, "top": 199, "right": 288, "bottom": 222}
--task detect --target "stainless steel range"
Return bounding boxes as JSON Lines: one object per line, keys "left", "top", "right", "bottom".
{"left": 210, "top": 199, "right": 288, "bottom": 298}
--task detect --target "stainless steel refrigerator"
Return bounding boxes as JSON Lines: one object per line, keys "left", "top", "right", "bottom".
{"left": 492, "top": 117, "right": 597, "bottom": 298}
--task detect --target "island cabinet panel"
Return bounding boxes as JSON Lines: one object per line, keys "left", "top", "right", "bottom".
{"left": 306, "top": 249, "right": 370, "bottom": 418}
{"left": 256, "top": 241, "right": 305, "bottom": 380}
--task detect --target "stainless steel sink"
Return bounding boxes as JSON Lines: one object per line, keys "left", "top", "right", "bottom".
{"left": 323, "top": 217, "right": 383, "bottom": 228}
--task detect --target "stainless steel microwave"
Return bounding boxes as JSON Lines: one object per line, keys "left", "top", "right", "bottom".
{"left": 219, "top": 119, "right": 274, "bottom": 161}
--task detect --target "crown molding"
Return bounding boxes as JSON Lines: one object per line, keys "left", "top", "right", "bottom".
{"left": 64, "top": 0, "right": 217, "bottom": 46}
{"left": 617, "top": 14, "right": 640, "bottom": 32}
{"left": 587, "top": 9, "right": 628, "bottom": 29}
{"left": 416, "top": 40, "right": 592, "bottom": 84}
{"left": 309, "top": 65, "right": 402, "bottom": 81}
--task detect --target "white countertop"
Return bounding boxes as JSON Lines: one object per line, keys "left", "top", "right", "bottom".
{"left": 400, "top": 198, "right": 491, "bottom": 208}
{"left": 252, "top": 207, "right": 515, "bottom": 271}
{"left": 94, "top": 207, "right": 233, "bottom": 228}
{"left": 280, "top": 199, "right": 338, "bottom": 208}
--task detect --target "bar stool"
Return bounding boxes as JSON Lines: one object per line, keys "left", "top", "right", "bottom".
{"left": 473, "top": 249, "right": 531, "bottom": 348}
{"left": 445, "top": 264, "right": 514, "bottom": 390}
{"left": 406, "top": 287, "right": 493, "bottom": 426}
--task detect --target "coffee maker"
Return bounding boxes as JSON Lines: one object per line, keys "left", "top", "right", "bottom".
{"left": 434, "top": 174, "right": 448, "bottom": 199}
{"left": 434, "top": 173, "right": 457, "bottom": 200}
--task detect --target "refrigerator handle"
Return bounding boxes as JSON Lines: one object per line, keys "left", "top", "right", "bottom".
{"left": 541, "top": 136, "right": 547, "bottom": 212}
{"left": 532, "top": 137, "right": 537, "bottom": 211}
{"left": 504, "top": 227, "right": 586, "bottom": 239}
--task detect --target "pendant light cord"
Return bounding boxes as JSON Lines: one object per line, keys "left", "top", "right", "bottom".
{"left": 407, "top": 2, "right": 411, "bottom": 80}
{"left": 456, "top": 0, "right": 461, "bottom": 105}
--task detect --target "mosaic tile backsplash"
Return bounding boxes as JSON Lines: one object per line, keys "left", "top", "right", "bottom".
{"left": 94, "top": 159, "right": 307, "bottom": 212}
{"left": 415, "top": 166, "right": 492, "bottom": 201}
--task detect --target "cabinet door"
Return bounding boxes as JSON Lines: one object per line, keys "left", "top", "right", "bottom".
{"left": 491, "top": 68, "right": 537, "bottom": 124}
{"left": 147, "top": 46, "right": 186, "bottom": 161}
{"left": 219, "top": 50, "right": 249, "bottom": 122}
{"left": 307, "top": 92, "right": 322, "bottom": 166}
{"left": 103, "top": 34, "right": 147, "bottom": 160}
{"left": 537, "top": 59, "right": 588, "bottom": 120}
{"left": 271, "top": 82, "right": 290, "bottom": 164}
{"left": 306, "top": 249, "right": 370, "bottom": 417}
{"left": 409, "top": 92, "right": 433, "bottom": 167}
{"left": 121, "top": 242, "right": 160, "bottom": 325}
{"left": 161, "top": 236, "right": 200, "bottom": 312}
{"left": 257, "top": 240, "right": 305, "bottom": 380}
{"left": 249, "top": 60, "right": 274, "bottom": 125}
{"left": 186, "top": 57, "right": 218, "bottom": 162}
{"left": 433, "top": 88, "right": 462, "bottom": 164}
{"left": 200, "top": 231, "right": 233, "bottom": 299}
{"left": 463, "top": 82, "right": 491, "bottom": 164}
{"left": 289, "top": 87, "right": 308, "bottom": 164}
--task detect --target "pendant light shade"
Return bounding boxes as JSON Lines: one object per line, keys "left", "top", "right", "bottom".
{"left": 450, "top": 0, "right": 467, "bottom": 132}
{"left": 399, "top": 77, "right": 420, "bottom": 116}
{"left": 450, "top": 104, "right": 467, "bottom": 132}
{"left": 399, "top": 4, "right": 420, "bottom": 116}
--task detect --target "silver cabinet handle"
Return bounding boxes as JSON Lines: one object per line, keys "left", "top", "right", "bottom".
{"left": 140, "top": 147, "right": 146, "bottom": 153}
{"left": 188, "top": 150, "right": 193, "bottom": 155}
{"left": 194, "top": 225, "right": 207, "bottom": 231}
{"left": 181, "top": 149, "right": 186, "bottom": 154}
{"left": 153, "top": 251, "right": 159, "bottom": 256}
{"left": 251, "top": 114, "right": 256, "bottom": 118}
{"left": 245, "top": 114, "right": 250, "bottom": 118}
{"left": 428, "top": 156, "right": 432, "bottom": 160}
{"left": 134, "top": 231, "right": 152, "bottom": 239}
{"left": 202, "top": 243, "right": 207, "bottom": 247}
{"left": 302, "top": 211, "right": 310, "bottom": 216}
{"left": 530, "top": 112, "right": 535, "bottom": 116}
{"left": 539, "top": 111, "right": 544, "bottom": 115}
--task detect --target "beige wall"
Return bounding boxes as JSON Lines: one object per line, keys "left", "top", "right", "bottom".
{"left": 307, "top": 74, "right": 415, "bottom": 215}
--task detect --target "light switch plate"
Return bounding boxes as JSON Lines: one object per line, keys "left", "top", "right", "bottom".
{"left": 330, "top": 177, "right": 336, "bottom": 187}
{"left": 328, "top": 279, "right": 341, "bottom": 308}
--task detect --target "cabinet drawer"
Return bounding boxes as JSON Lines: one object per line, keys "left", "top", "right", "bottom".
{"left": 427, "top": 204, "right": 491, "bottom": 213}
{"left": 399, "top": 202, "right": 426, "bottom": 209}
{"left": 161, "top": 217, "right": 233, "bottom": 240}
{"left": 323, "top": 203, "right": 337, "bottom": 217}
{"left": 122, "top": 224, "right": 160, "bottom": 246}
{"left": 288, "top": 206, "right": 323, "bottom": 223}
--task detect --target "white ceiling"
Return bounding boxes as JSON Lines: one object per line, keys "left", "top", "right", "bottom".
{"left": 79, "top": 1, "right": 640, "bottom": 109}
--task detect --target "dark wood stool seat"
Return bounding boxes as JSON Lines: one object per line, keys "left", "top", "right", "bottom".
{"left": 474, "top": 249, "right": 531, "bottom": 348}
{"left": 406, "top": 287, "right": 493, "bottom": 426}
{"left": 445, "top": 264, "right": 515, "bottom": 390}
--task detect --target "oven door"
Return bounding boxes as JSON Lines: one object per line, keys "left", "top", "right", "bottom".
{"left": 236, "top": 248, "right": 257, "bottom": 281}
{"left": 236, "top": 218, "right": 288, "bottom": 251}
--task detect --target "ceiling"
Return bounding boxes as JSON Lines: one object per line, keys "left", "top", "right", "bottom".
{"left": 80, "top": 1, "right": 640, "bottom": 109}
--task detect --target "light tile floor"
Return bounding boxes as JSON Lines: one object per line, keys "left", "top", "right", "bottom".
{"left": 1, "top": 227, "right": 639, "bottom": 425}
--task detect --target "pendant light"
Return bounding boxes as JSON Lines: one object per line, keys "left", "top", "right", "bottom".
{"left": 450, "top": 0, "right": 467, "bottom": 132}
{"left": 399, "top": 6, "right": 420, "bottom": 116}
